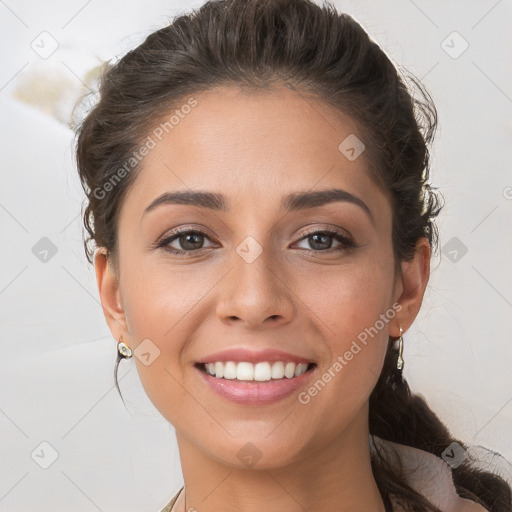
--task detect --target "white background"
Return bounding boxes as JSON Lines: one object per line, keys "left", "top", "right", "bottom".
{"left": 1, "top": 1, "right": 511, "bottom": 510}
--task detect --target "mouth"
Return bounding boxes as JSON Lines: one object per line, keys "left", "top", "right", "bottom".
{"left": 194, "top": 361, "right": 317, "bottom": 382}
{"left": 194, "top": 360, "right": 318, "bottom": 405}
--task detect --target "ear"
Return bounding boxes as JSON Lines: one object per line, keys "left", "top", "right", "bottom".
{"left": 392, "top": 237, "right": 431, "bottom": 337}
{"left": 94, "top": 248, "right": 129, "bottom": 341}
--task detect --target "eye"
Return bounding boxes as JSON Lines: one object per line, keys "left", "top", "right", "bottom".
{"left": 156, "top": 228, "right": 216, "bottom": 255}
{"left": 293, "top": 228, "right": 355, "bottom": 252}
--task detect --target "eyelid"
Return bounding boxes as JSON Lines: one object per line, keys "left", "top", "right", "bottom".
{"left": 297, "top": 224, "right": 353, "bottom": 240}
{"left": 156, "top": 224, "right": 217, "bottom": 244}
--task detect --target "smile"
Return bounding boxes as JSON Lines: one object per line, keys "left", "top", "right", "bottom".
{"left": 194, "top": 361, "right": 317, "bottom": 405}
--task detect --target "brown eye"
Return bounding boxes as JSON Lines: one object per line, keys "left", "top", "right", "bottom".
{"left": 294, "top": 229, "right": 355, "bottom": 252}
{"left": 157, "top": 229, "right": 216, "bottom": 254}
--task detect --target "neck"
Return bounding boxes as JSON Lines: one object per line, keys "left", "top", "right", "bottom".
{"left": 174, "top": 401, "right": 386, "bottom": 512}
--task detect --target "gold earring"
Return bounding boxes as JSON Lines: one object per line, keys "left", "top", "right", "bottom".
{"left": 396, "top": 325, "right": 404, "bottom": 374}
{"left": 117, "top": 335, "right": 133, "bottom": 359}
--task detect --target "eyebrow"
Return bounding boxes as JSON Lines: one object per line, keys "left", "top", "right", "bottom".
{"left": 142, "top": 187, "right": 374, "bottom": 223}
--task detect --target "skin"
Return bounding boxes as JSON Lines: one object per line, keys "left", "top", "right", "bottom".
{"left": 95, "top": 85, "right": 430, "bottom": 512}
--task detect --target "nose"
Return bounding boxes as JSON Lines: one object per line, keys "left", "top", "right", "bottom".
{"left": 215, "top": 247, "right": 295, "bottom": 329}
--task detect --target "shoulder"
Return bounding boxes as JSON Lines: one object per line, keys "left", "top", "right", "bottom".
{"left": 160, "top": 486, "right": 184, "bottom": 512}
{"left": 371, "top": 436, "right": 494, "bottom": 512}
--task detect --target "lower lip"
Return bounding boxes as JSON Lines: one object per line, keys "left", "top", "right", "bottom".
{"left": 195, "top": 364, "right": 317, "bottom": 405}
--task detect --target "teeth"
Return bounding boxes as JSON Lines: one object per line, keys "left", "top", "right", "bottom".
{"left": 202, "top": 361, "right": 311, "bottom": 381}
{"left": 285, "top": 362, "right": 296, "bottom": 378}
{"left": 214, "top": 362, "right": 223, "bottom": 378}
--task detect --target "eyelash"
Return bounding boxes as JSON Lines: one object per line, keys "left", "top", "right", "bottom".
{"left": 155, "top": 226, "right": 356, "bottom": 256}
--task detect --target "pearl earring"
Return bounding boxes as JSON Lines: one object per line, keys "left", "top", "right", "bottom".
{"left": 117, "top": 335, "right": 133, "bottom": 359}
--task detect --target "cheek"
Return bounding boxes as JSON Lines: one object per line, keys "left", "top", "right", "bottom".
{"left": 121, "top": 255, "right": 210, "bottom": 341}
{"left": 123, "top": 285, "right": 196, "bottom": 430}
{"left": 301, "top": 255, "right": 395, "bottom": 343}
{"left": 118, "top": 259, "right": 219, "bottom": 414}
{"left": 297, "top": 259, "right": 394, "bottom": 405}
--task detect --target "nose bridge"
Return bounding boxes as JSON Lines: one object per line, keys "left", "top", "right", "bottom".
{"left": 216, "top": 233, "right": 293, "bottom": 325}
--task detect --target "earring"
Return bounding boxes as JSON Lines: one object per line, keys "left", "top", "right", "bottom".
{"left": 117, "top": 335, "right": 133, "bottom": 359}
{"left": 396, "top": 325, "right": 404, "bottom": 374}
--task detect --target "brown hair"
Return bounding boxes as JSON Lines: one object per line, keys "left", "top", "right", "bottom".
{"left": 73, "top": 0, "right": 511, "bottom": 510}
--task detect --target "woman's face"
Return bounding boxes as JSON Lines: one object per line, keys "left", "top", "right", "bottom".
{"left": 96, "top": 85, "right": 425, "bottom": 469}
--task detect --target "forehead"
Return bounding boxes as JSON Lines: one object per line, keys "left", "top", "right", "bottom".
{"left": 119, "top": 85, "right": 391, "bottom": 224}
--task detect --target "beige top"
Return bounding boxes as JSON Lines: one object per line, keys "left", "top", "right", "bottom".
{"left": 159, "top": 436, "right": 510, "bottom": 511}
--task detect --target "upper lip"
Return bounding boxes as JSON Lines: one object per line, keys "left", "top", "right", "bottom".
{"left": 197, "top": 348, "right": 315, "bottom": 365}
